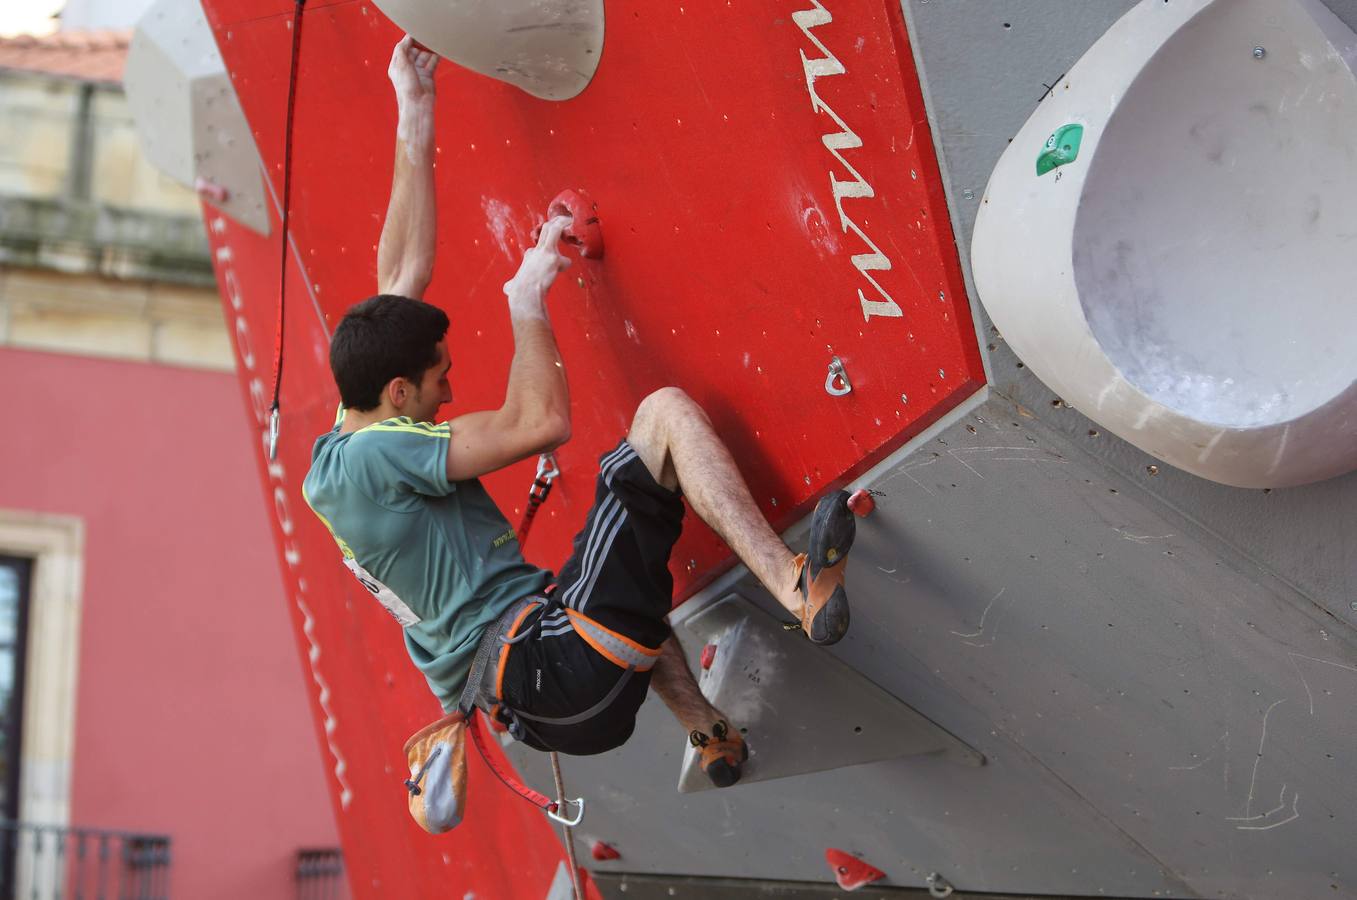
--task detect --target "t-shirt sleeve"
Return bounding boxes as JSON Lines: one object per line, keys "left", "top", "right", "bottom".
{"left": 346, "top": 419, "right": 454, "bottom": 504}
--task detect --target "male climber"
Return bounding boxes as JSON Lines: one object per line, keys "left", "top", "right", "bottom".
{"left": 303, "top": 37, "right": 856, "bottom": 787}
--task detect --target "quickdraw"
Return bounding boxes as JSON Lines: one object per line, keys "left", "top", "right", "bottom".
{"left": 515, "top": 453, "right": 559, "bottom": 547}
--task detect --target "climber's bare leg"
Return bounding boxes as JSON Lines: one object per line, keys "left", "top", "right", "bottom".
{"left": 626, "top": 387, "right": 803, "bottom": 619}
{"left": 649, "top": 636, "right": 727, "bottom": 734}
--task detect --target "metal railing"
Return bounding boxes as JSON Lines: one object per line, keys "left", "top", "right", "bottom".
{"left": 0, "top": 821, "right": 171, "bottom": 900}
{"left": 295, "top": 848, "right": 347, "bottom": 900}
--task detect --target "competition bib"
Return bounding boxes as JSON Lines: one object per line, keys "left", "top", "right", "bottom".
{"left": 344, "top": 557, "right": 422, "bottom": 627}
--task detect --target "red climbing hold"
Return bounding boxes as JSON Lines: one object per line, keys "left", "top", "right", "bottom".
{"left": 193, "top": 176, "right": 228, "bottom": 203}
{"left": 591, "top": 841, "right": 620, "bottom": 861}
{"left": 847, "top": 489, "right": 875, "bottom": 517}
{"left": 824, "top": 848, "right": 886, "bottom": 891}
{"left": 700, "top": 643, "right": 717, "bottom": 670}
{"left": 531, "top": 188, "right": 604, "bottom": 259}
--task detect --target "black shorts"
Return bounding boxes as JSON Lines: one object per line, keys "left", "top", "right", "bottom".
{"left": 497, "top": 439, "right": 685, "bottom": 755}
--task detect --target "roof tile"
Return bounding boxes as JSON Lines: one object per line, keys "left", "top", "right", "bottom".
{"left": 0, "top": 29, "right": 132, "bottom": 84}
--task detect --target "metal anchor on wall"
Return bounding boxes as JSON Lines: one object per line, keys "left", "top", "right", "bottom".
{"left": 825, "top": 356, "right": 853, "bottom": 397}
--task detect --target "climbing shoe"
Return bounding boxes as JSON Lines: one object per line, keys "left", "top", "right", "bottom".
{"left": 690, "top": 720, "right": 748, "bottom": 788}
{"left": 794, "top": 489, "right": 855, "bottom": 645}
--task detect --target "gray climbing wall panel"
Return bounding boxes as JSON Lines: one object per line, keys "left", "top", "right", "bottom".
{"left": 900, "top": 0, "right": 1357, "bottom": 632}
{"left": 502, "top": 4, "right": 1357, "bottom": 898}
{"left": 673, "top": 595, "right": 982, "bottom": 793}
{"left": 511, "top": 390, "right": 1357, "bottom": 898}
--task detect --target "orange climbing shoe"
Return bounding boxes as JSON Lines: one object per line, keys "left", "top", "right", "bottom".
{"left": 690, "top": 720, "right": 748, "bottom": 788}
{"left": 795, "top": 490, "right": 855, "bottom": 645}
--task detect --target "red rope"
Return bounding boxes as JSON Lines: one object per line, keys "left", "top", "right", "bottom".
{"left": 466, "top": 713, "right": 558, "bottom": 812}
{"left": 269, "top": 0, "right": 307, "bottom": 450}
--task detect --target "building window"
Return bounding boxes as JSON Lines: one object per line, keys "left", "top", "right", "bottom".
{"left": 0, "top": 510, "right": 84, "bottom": 828}
{"left": 0, "top": 555, "right": 32, "bottom": 825}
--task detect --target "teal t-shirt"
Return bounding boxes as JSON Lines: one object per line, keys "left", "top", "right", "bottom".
{"left": 302, "top": 416, "right": 551, "bottom": 710}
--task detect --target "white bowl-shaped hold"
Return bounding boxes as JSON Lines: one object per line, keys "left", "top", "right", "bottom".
{"left": 124, "top": 0, "right": 270, "bottom": 234}
{"left": 373, "top": 0, "right": 604, "bottom": 102}
{"left": 972, "top": 0, "right": 1357, "bottom": 488}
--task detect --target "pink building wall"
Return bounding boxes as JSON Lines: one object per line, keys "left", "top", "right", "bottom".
{"left": 0, "top": 346, "right": 339, "bottom": 899}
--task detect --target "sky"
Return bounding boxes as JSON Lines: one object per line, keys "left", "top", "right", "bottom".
{"left": 0, "top": 0, "right": 63, "bottom": 38}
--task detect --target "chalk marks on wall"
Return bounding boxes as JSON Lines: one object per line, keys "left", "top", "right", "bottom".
{"left": 1169, "top": 648, "right": 1357, "bottom": 836}
{"left": 1287, "top": 651, "right": 1357, "bottom": 717}
{"left": 1224, "top": 699, "right": 1299, "bottom": 832}
{"left": 951, "top": 586, "right": 1014, "bottom": 648}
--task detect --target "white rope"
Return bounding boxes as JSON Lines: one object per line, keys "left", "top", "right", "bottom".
{"left": 549, "top": 751, "right": 583, "bottom": 900}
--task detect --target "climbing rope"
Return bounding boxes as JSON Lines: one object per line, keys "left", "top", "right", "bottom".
{"left": 550, "top": 751, "right": 584, "bottom": 900}
{"left": 513, "top": 452, "right": 584, "bottom": 900}
{"left": 268, "top": 0, "right": 308, "bottom": 461}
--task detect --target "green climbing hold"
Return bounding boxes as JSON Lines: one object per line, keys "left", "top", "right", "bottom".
{"left": 1037, "top": 123, "right": 1084, "bottom": 176}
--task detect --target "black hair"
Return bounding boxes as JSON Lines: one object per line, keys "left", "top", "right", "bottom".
{"left": 329, "top": 295, "right": 449, "bottom": 411}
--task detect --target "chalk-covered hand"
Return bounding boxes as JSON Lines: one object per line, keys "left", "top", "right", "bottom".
{"left": 503, "top": 216, "right": 573, "bottom": 318}
{"left": 388, "top": 35, "right": 437, "bottom": 103}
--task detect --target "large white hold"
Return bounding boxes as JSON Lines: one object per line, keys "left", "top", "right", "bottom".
{"left": 124, "top": 0, "right": 270, "bottom": 234}
{"left": 971, "top": 0, "right": 1357, "bottom": 488}
{"left": 372, "top": 0, "right": 604, "bottom": 102}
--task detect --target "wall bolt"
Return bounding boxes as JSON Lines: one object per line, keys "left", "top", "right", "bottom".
{"left": 1253, "top": 46, "right": 1267, "bottom": 59}
{"left": 927, "top": 872, "right": 955, "bottom": 898}
{"left": 825, "top": 356, "right": 853, "bottom": 397}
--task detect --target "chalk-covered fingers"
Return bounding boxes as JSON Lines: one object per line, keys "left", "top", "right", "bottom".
{"left": 535, "top": 214, "right": 573, "bottom": 254}
{"left": 507, "top": 214, "right": 575, "bottom": 306}
{"left": 388, "top": 35, "right": 438, "bottom": 101}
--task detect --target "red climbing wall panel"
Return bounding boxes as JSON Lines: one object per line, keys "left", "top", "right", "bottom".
{"left": 200, "top": 0, "right": 983, "bottom": 896}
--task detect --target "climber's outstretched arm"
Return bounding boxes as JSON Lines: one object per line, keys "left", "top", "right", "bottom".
{"left": 443, "top": 216, "right": 573, "bottom": 482}
{"left": 377, "top": 36, "right": 438, "bottom": 300}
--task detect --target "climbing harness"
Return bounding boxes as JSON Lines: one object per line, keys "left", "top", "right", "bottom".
{"left": 402, "top": 456, "right": 588, "bottom": 896}
{"left": 403, "top": 598, "right": 587, "bottom": 827}
{"left": 514, "top": 457, "right": 587, "bottom": 900}
{"left": 515, "top": 453, "right": 559, "bottom": 548}
{"left": 268, "top": 0, "right": 308, "bottom": 461}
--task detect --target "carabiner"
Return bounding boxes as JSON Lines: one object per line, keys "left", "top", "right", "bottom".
{"left": 268, "top": 407, "right": 281, "bottom": 461}
{"left": 546, "top": 795, "right": 585, "bottom": 827}
{"left": 536, "top": 453, "right": 560, "bottom": 482}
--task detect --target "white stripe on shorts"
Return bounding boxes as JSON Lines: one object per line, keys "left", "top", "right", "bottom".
{"left": 562, "top": 444, "right": 637, "bottom": 611}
